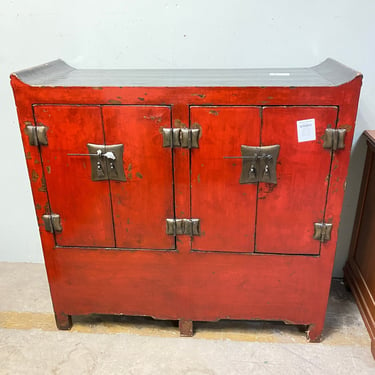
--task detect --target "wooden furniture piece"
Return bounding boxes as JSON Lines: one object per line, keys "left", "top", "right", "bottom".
{"left": 345, "top": 130, "right": 375, "bottom": 358}
{"left": 11, "top": 59, "right": 362, "bottom": 340}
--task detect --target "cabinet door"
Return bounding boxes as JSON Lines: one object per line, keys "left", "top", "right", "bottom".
{"left": 190, "top": 106, "right": 261, "bottom": 252}
{"left": 102, "top": 106, "right": 174, "bottom": 249}
{"left": 256, "top": 106, "right": 338, "bottom": 255}
{"left": 33, "top": 105, "right": 115, "bottom": 247}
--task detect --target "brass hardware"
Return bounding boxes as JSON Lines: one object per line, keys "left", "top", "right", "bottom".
{"left": 42, "top": 214, "right": 62, "bottom": 233}
{"left": 323, "top": 128, "right": 346, "bottom": 151}
{"left": 162, "top": 128, "right": 181, "bottom": 147}
{"left": 225, "top": 145, "right": 280, "bottom": 184}
{"left": 68, "top": 144, "right": 126, "bottom": 182}
{"left": 166, "top": 218, "right": 200, "bottom": 236}
{"left": 103, "top": 144, "right": 125, "bottom": 181}
{"left": 313, "top": 222, "right": 333, "bottom": 243}
{"left": 25, "top": 125, "right": 48, "bottom": 146}
{"left": 162, "top": 128, "right": 200, "bottom": 149}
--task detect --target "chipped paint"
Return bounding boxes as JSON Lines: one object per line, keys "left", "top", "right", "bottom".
{"left": 209, "top": 110, "right": 219, "bottom": 116}
{"left": 197, "top": 174, "right": 201, "bottom": 183}
{"left": 137, "top": 97, "right": 145, "bottom": 101}
{"left": 25, "top": 152, "right": 32, "bottom": 160}
{"left": 136, "top": 172, "right": 143, "bottom": 179}
{"left": 191, "top": 93, "right": 206, "bottom": 99}
{"left": 144, "top": 115, "right": 162, "bottom": 123}
{"left": 46, "top": 166, "right": 51, "bottom": 174}
{"left": 128, "top": 163, "right": 132, "bottom": 172}
{"left": 31, "top": 170, "right": 39, "bottom": 182}
{"left": 35, "top": 204, "right": 42, "bottom": 210}
{"left": 191, "top": 122, "right": 202, "bottom": 138}
{"left": 108, "top": 99, "right": 121, "bottom": 105}
{"left": 44, "top": 202, "right": 51, "bottom": 214}
{"left": 38, "top": 177, "right": 47, "bottom": 192}
{"left": 174, "top": 119, "right": 187, "bottom": 128}
{"left": 340, "top": 124, "right": 353, "bottom": 132}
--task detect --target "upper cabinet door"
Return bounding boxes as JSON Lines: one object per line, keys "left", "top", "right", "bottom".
{"left": 190, "top": 106, "right": 261, "bottom": 253}
{"left": 256, "top": 106, "right": 338, "bottom": 255}
{"left": 102, "top": 106, "right": 175, "bottom": 250}
{"left": 33, "top": 105, "right": 115, "bottom": 247}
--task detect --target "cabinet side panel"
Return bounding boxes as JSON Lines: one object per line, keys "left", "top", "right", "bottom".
{"left": 257, "top": 106, "right": 338, "bottom": 254}
{"left": 190, "top": 106, "right": 260, "bottom": 253}
{"left": 33, "top": 105, "right": 115, "bottom": 247}
{"left": 103, "top": 105, "right": 175, "bottom": 250}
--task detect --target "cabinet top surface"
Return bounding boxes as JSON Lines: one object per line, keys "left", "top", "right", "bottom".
{"left": 12, "top": 58, "right": 361, "bottom": 88}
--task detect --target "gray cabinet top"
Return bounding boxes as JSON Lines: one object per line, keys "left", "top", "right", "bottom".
{"left": 12, "top": 59, "right": 361, "bottom": 88}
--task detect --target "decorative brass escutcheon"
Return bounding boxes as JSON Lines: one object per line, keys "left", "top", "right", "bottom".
{"left": 68, "top": 144, "right": 126, "bottom": 182}
{"left": 86, "top": 144, "right": 126, "bottom": 182}
{"left": 235, "top": 145, "right": 280, "bottom": 184}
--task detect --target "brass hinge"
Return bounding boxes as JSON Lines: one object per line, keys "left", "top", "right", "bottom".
{"left": 25, "top": 125, "right": 48, "bottom": 146}
{"left": 313, "top": 222, "right": 332, "bottom": 243}
{"left": 42, "top": 214, "right": 62, "bottom": 233}
{"left": 162, "top": 128, "right": 200, "bottom": 149}
{"left": 166, "top": 218, "right": 200, "bottom": 236}
{"left": 322, "top": 128, "right": 346, "bottom": 151}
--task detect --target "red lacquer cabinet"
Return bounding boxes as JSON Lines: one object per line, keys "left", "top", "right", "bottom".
{"left": 11, "top": 59, "right": 362, "bottom": 340}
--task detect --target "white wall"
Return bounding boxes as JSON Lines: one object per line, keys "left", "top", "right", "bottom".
{"left": 1, "top": 1, "right": 374, "bottom": 276}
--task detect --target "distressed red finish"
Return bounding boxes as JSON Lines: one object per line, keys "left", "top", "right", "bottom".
{"left": 11, "top": 60, "right": 362, "bottom": 341}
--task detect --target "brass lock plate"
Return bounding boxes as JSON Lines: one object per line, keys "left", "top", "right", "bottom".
{"left": 87, "top": 143, "right": 126, "bottom": 182}
{"left": 240, "top": 145, "right": 280, "bottom": 184}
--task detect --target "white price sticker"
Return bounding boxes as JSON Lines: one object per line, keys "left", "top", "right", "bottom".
{"left": 296, "top": 118, "right": 316, "bottom": 143}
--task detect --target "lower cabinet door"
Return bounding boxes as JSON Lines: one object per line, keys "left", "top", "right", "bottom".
{"left": 256, "top": 106, "right": 338, "bottom": 255}
{"left": 102, "top": 106, "right": 175, "bottom": 250}
{"left": 190, "top": 106, "right": 260, "bottom": 253}
{"left": 33, "top": 105, "right": 115, "bottom": 247}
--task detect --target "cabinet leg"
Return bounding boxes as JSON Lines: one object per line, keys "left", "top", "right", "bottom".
{"left": 179, "top": 319, "right": 193, "bottom": 337}
{"left": 54, "top": 312, "right": 72, "bottom": 330}
{"left": 306, "top": 323, "right": 323, "bottom": 343}
{"left": 297, "top": 324, "right": 308, "bottom": 333}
